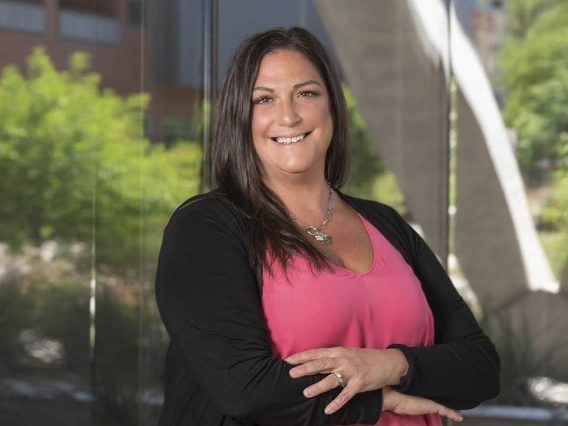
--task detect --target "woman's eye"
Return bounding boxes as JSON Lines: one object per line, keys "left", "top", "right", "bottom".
{"left": 298, "top": 90, "right": 317, "bottom": 98}
{"left": 253, "top": 96, "right": 272, "bottom": 105}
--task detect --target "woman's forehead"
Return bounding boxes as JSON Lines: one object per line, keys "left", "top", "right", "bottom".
{"left": 254, "top": 50, "right": 323, "bottom": 87}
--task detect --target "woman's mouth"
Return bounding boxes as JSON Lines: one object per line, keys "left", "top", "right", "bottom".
{"left": 271, "top": 132, "right": 311, "bottom": 145}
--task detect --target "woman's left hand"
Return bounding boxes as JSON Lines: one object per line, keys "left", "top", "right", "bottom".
{"left": 285, "top": 347, "right": 409, "bottom": 415}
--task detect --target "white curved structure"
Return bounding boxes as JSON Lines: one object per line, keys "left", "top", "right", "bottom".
{"left": 408, "top": 0, "right": 558, "bottom": 294}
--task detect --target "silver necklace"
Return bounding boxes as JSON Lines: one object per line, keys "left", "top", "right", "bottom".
{"left": 289, "top": 185, "right": 334, "bottom": 245}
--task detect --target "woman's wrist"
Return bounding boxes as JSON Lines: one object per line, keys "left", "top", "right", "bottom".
{"left": 381, "top": 386, "right": 393, "bottom": 411}
{"left": 384, "top": 348, "right": 409, "bottom": 386}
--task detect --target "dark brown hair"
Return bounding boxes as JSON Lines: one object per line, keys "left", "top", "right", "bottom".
{"left": 211, "top": 27, "right": 350, "bottom": 274}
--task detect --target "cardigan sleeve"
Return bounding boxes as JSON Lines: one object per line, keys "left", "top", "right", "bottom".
{"left": 386, "top": 207, "right": 501, "bottom": 410}
{"left": 155, "top": 199, "right": 382, "bottom": 426}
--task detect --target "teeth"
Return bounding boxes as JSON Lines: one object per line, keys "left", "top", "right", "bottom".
{"left": 275, "top": 133, "right": 307, "bottom": 144}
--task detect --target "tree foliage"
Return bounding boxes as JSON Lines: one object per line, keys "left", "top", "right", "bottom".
{"left": 540, "top": 133, "right": 568, "bottom": 230}
{"left": 498, "top": 0, "right": 568, "bottom": 183}
{"left": 505, "top": 0, "right": 565, "bottom": 39}
{"left": 0, "top": 48, "right": 202, "bottom": 266}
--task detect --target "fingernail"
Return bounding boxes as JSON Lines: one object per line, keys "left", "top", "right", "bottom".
{"left": 290, "top": 369, "right": 298, "bottom": 377}
{"left": 304, "top": 389, "right": 312, "bottom": 397}
{"left": 324, "top": 406, "right": 332, "bottom": 414}
{"left": 284, "top": 357, "right": 292, "bottom": 363}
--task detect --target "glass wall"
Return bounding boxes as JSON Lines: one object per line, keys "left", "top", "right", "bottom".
{"left": 0, "top": 0, "right": 205, "bottom": 424}
{"left": 0, "top": 0, "right": 98, "bottom": 424}
{"left": 450, "top": 0, "right": 568, "bottom": 418}
{"left": 0, "top": 1, "right": 566, "bottom": 425}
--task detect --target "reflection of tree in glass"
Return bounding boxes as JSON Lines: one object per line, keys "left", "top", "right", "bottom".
{"left": 0, "top": 47, "right": 202, "bottom": 425}
{"left": 505, "top": 0, "right": 565, "bottom": 39}
{"left": 497, "top": 0, "right": 568, "bottom": 184}
{"left": 342, "top": 84, "right": 406, "bottom": 214}
{"left": 540, "top": 134, "right": 568, "bottom": 229}
{"left": 498, "top": 0, "right": 568, "bottom": 284}
{"left": 0, "top": 47, "right": 203, "bottom": 268}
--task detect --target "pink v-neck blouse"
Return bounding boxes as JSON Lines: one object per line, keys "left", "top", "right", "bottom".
{"left": 261, "top": 214, "right": 441, "bottom": 426}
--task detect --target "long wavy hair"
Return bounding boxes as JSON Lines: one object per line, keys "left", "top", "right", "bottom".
{"left": 211, "top": 27, "right": 350, "bottom": 275}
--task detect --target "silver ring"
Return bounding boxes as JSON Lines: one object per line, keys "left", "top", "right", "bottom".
{"left": 332, "top": 372, "right": 344, "bottom": 387}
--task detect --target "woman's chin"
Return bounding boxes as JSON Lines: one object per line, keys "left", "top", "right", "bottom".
{"left": 264, "top": 158, "right": 324, "bottom": 179}
{"left": 277, "top": 163, "right": 314, "bottom": 176}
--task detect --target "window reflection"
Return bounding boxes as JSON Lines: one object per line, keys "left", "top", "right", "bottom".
{"left": 0, "top": 0, "right": 44, "bottom": 33}
{"left": 452, "top": 0, "right": 568, "bottom": 413}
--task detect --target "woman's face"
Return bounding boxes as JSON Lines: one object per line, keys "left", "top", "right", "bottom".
{"left": 251, "top": 49, "right": 333, "bottom": 183}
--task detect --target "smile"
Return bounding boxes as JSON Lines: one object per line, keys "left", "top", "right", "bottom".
{"left": 271, "top": 132, "right": 311, "bottom": 144}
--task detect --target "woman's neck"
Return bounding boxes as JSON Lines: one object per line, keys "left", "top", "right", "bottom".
{"left": 264, "top": 175, "right": 332, "bottom": 225}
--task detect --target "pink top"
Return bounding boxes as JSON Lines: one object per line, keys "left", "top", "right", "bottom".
{"left": 262, "top": 214, "right": 441, "bottom": 426}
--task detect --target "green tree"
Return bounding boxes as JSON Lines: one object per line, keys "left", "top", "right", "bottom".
{"left": 540, "top": 133, "right": 568, "bottom": 229}
{"left": 498, "top": 0, "right": 568, "bottom": 183}
{"left": 0, "top": 47, "right": 202, "bottom": 267}
{"left": 505, "top": 0, "right": 564, "bottom": 39}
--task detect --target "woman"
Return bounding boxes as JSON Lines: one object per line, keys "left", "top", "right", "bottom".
{"left": 155, "top": 27, "right": 500, "bottom": 426}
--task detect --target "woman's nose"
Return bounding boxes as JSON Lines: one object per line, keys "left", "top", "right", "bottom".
{"left": 276, "top": 99, "right": 301, "bottom": 127}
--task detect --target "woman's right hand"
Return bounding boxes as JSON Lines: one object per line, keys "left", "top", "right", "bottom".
{"left": 382, "top": 386, "right": 463, "bottom": 422}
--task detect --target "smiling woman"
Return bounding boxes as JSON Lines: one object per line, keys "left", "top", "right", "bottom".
{"left": 154, "top": 27, "right": 500, "bottom": 426}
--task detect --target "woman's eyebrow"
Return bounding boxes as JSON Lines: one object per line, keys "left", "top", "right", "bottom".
{"left": 253, "top": 86, "right": 274, "bottom": 93}
{"left": 253, "top": 80, "right": 322, "bottom": 93}
{"left": 294, "top": 80, "right": 321, "bottom": 89}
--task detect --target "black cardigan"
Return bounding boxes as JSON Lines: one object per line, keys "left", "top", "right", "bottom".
{"left": 155, "top": 190, "right": 500, "bottom": 426}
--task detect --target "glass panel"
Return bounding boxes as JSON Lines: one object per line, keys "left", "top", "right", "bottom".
{"left": 0, "top": 0, "right": 206, "bottom": 425}
{"left": 0, "top": 1, "right": 93, "bottom": 424}
{"left": 139, "top": 0, "right": 206, "bottom": 425}
{"left": 451, "top": 0, "right": 568, "bottom": 418}
{"left": 88, "top": 0, "right": 206, "bottom": 424}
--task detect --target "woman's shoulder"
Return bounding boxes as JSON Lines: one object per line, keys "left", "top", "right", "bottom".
{"left": 165, "top": 189, "right": 248, "bottom": 237}
{"left": 172, "top": 188, "right": 229, "bottom": 214}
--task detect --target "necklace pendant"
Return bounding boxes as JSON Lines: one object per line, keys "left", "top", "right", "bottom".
{"left": 306, "top": 226, "right": 333, "bottom": 245}
{"left": 315, "top": 231, "right": 333, "bottom": 245}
